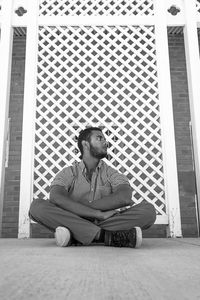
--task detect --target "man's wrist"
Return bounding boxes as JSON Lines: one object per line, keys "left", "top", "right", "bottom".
{"left": 95, "top": 210, "right": 103, "bottom": 219}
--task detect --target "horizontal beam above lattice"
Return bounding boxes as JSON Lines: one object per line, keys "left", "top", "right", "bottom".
{"left": 2, "top": 0, "right": 200, "bottom": 27}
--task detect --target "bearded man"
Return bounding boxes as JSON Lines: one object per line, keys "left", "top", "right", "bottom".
{"left": 29, "top": 127, "right": 156, "bottom": 248}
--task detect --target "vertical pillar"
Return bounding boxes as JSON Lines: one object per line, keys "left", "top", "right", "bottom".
{"left": 184, "top": 0, "right": 200, "bottom": 231}
{"left": 18, "top": 0, "right": 39, "bottom": 238}
{"left": 154, "top": 0, "right": 182, "bottom": 237}
{"left": 0, "top": 0, "right": 13, "bottom": 236}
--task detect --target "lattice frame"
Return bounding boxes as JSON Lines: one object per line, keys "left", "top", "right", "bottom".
{"left": 34, "top": 24, "right": 166, "bottom": 217}
{"left": 39, "top": 0, "right": 154, "bottom": 16}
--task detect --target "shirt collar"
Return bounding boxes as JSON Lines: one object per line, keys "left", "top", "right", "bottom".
{"left": 79, "top": 160, "right": 103, "bottom": 173}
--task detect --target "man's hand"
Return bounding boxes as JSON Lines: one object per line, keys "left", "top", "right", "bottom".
{"left": 97, "top": 210, "right": 117, "bottom": 221}
{"left": 77, "top": 184, "right": 133, "bottom": 211}
{"left": 78, "top": 198, "right": 90, "bottom": 206}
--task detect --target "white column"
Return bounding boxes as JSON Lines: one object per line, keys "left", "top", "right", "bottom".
{"left": 183, "top": 0, "right": 200, "bottom": 228}
{"left": 18, "top": 0, "right": 39, "bottom": 238}
{"left": 0, "top": 0, "right": 13, "bottom": 236}
{"left": 154, "top": 0, "right": 182, "bottom": 237}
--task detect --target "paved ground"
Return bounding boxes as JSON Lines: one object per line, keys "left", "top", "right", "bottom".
{"left": 0, "top": 238, "right": 200, "bottom": 300}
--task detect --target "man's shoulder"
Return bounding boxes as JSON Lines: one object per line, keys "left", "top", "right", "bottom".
{"left": 100, "top": 160, "right": 118, "bottom": 173}
{"left": 60, "top": 161, "right": 80, "bottom": 170}
{"left": 55, "top": 165, "right": 72, "bottom": 176}
{"left": 56, "top": 161, "right": 79, "bottom": 174}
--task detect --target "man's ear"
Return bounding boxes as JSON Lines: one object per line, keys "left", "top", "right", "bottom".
{"left": 82, "top": 140, "right": 89, "bottom": 152}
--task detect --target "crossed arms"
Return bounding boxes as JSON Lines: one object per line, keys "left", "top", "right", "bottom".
{"left": 49, "top": 184, "right": 133, "bottom": 221}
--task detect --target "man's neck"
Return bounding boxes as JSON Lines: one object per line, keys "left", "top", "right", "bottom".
{"left": 82, "top": 156, "right": 100, "bottom": 172}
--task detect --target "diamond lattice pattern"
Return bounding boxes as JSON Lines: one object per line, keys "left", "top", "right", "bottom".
{"left": 39, "top": 0, "right": 154, "bottom": 16}
{"left": 35, "top": 25, "right": 166, "bottom": 217}
{"left": 196, "top": 0, "right": 200, "bottom": 13}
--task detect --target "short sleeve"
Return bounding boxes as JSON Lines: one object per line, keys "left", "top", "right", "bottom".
{"left": 50, "top": 167, "right": 74, "bottom": 191}
{"left": 106, "top": 165, "right": 130, "bottom": 192}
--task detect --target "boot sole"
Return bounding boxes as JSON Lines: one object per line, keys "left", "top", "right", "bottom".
{"left": 135, "top": 227, "right": 142, "bottom": 248}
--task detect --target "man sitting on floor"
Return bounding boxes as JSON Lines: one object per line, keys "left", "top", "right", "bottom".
{"left": 29, "top": 127, "right": 156, "bottom": 248}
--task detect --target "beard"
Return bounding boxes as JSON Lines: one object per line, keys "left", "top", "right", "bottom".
{"left": 89, "top": 144, "right": 107, "bottom": 159}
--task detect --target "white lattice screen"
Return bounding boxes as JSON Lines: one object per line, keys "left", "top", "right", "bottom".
{"left": 34, "top": 23, "right": 166, "bottom": 218}
{"left": 196, "top": 0, "right": 200, "bottom": 13}
{"left": 39, "top": 0, "right": 154, "bottom": 16}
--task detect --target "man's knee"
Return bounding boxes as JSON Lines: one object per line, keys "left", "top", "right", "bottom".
{"left": 142, "top": 201, "right": 157, "bottom": 228}
{"left": 29, "top": 199, "right": 47, "bottom": 220}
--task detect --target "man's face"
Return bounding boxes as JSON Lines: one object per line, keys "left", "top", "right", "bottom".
{"left": 88, "top": 130, "right": 108, "bottom": 159}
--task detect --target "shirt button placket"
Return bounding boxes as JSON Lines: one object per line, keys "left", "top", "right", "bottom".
{"left": 90, "top": 172, "right": 96, "bottom": 201}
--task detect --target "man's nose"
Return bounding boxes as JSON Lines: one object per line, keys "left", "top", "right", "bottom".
{"left": 104, "top": 140, "right": 109, "bottom": 147}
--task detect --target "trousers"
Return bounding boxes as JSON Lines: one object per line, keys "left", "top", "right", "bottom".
{"left": 29, "top": 199, "right": 156, "bottom": 245}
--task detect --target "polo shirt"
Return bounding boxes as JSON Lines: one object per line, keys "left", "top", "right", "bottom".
{"left": 51, "top": 160, "right": 130, "bottom": 203}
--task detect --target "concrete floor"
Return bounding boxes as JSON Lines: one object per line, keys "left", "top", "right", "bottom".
{"left": 0, "top": 238, "right": 200, "bottom": 300}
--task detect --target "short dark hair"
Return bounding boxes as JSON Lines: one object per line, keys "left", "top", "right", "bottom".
{"left": 77, "top": 127, "right": 102, "bottom": 158}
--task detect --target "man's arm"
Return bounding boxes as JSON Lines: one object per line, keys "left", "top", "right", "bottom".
{"left": 79, "top": 184, "right": 133, "bottom": 211}
{"left": 49, "top": 185, "right": 117, "bottom": 220}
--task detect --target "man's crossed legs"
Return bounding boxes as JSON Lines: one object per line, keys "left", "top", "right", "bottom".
{"left": 29, "top": 199, "right": 156, "bottom": 248}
